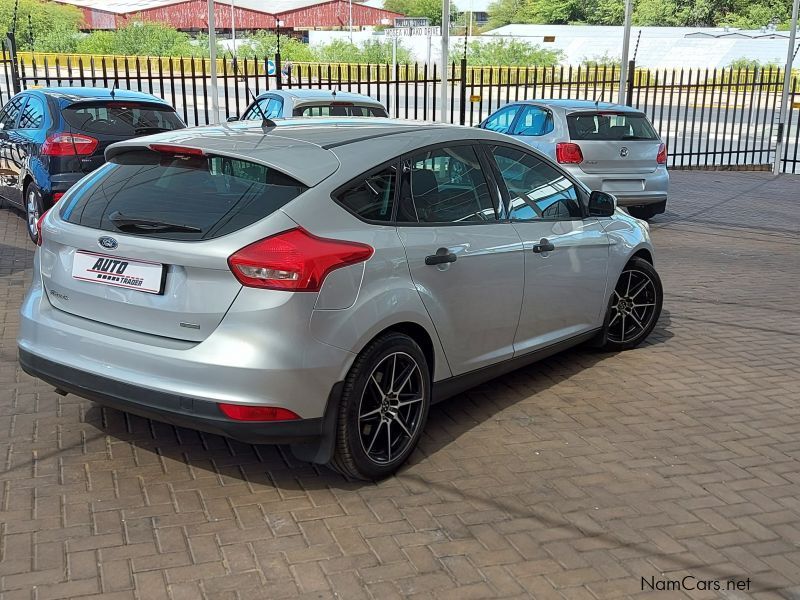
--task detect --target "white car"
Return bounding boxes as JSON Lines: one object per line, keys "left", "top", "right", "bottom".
{"left": 230, "top": 89, "right": 388, "bottom": 121}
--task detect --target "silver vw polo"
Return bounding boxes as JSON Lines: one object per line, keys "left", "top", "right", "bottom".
{"left": 479, "top": 100, "right": 669, "bottom": 220}
{"left": 18, "top": 118, "right": 663, "bottom": 480}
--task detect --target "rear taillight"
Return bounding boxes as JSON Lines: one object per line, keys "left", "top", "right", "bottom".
{"left": 657, "top": 142, "right": 667, "bottom": 165}
{"left": 556, "top": 142, "right": 584, "bottom": 164}
{"left": 228, "top": 228, "right": 374, "bottom": 292}
{"left": 52, "top": 192, "right": 65, "bottom": 202}
{"left": 41, "top": 133, "right": 98, "bottom": 156}
{"left": 218, "top": 403, "right": 300, "bottom": 421}
{"left": 36, "top": 210, "right": 49, "bottom": 246}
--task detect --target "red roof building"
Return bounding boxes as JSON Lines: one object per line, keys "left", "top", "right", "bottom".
{"left": 54, "top": 0, "right": 402, "bottom": 31}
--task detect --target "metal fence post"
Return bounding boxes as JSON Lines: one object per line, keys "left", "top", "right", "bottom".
{"left": 275, "top": 53, "right": 282, "bottom": 90}
{"left": 5, "top": 32, "right": 20, "bottom": 94}
{"left": 625, "top": 59, "right": 635, "bottom": 106}
{"left": 459, "top": 57, "right": 467, "bottom": 125}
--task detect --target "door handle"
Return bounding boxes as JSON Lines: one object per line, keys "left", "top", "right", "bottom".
{"left": 532, "top": 238, "right": 555, "bottom": 253}
{"left": 425, "top": 248, "right": 458, "bottom": 266}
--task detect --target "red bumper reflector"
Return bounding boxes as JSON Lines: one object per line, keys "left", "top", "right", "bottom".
{"left": 218, "top": 403, "right": 300, "bottom": 422}
{"left": 53, "top": 192, "right": 65, "bottom": 202}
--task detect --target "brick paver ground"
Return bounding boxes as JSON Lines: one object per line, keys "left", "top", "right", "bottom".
{"left": 1, "top": 170, "right": 799, "bottom": 600}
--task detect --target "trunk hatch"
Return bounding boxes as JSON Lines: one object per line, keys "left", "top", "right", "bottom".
{"left": 42, "top": 148, "right": 308, "bottom": 341}
{"left": 567, "top": 111, "right": 662, "bottom": 175}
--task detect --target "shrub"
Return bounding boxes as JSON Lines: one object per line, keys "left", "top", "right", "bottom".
{"left": 467, "top": 38, "right": 563, "bottom": 66}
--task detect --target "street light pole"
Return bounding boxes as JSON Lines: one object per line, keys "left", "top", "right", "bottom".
{"left": 349, "top": 0, "right": 353, "bottom": 43}
{"left": 440, "top": 0, "right": 450, "bottom": 123}
{"left": 774, "top": 0, "right": 799, "bottom": 175}
{"left": 207, "top": 0, "right": 220, "bottom": 123}
{"left": 617, "top": 0, "right": 634, "bottom": 105}
{"left": 230, "top": 0, "right": 236, "bottom": 57}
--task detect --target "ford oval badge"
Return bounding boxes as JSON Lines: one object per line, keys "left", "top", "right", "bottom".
{"left": 98, "top": 236, "right": 118, "bottom": 250}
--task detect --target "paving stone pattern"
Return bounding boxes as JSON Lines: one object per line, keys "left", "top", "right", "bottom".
{"left": 1, "top": 171, "right": 799, "bottom": 599}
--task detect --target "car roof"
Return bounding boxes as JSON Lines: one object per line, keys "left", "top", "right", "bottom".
{"left": 259, "top": 89, "right": 385, "bottom": 106}
{"left": 106, "top": 118, "right": 514, "bottom": 187}
{"left": 516, "top": 99, "right": 643, "bottom": 113}
{"left": 27, "top": 87, "right": 171, "bottom": 104}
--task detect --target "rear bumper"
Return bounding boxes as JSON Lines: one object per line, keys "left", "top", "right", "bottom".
{"left": 568, "top": 167, "right": 669, "bottom": 207}
{"left": 19, "top": 349, "right": 331, "bottom": 444}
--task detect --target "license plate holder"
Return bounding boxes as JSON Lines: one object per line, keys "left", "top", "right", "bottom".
{"left": 71, "top": 250, "right": 165, "bottom": 295}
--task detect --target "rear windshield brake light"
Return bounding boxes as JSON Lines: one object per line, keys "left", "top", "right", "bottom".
{"left": 149, "top": 144, "right": 205, "bottom": 157}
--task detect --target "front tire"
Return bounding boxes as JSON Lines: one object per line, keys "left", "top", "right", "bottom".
{"left": 25, "top": 184, "right": 44, "bottom": 244}
{"left": 330, "top": 333, "right": 430, "bottom": 480}
{"left": 599, "top": 257, "right": 663, "bottom": 351}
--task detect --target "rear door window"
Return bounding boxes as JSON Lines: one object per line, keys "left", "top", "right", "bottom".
{"left": 482, "top": 105, "right": 520, "bottom": 134}
{"left": 567, "top": 112, "right": 658, "bottom": 141}
{"left": 60, "top": 150, "right": 308, "bottom": 240}
{"left": 511, "top": 105, "right": 553, "bottom": 137}
{"left": 62, "top": 102, "right": 185, "bottom": 136}
{"left": 18, "top": 97, "right": 45, "bottom": 129}
{"left": 398, "top": 145, "right": 497, "bottom": 224}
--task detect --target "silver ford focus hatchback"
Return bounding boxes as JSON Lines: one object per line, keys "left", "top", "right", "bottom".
{"left": 19, "top": 118, "right": 663, "bottom": 480}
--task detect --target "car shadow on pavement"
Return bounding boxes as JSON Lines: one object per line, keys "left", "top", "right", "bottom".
{"left": 78, "top": 310, "right": 676, "bottom": 489}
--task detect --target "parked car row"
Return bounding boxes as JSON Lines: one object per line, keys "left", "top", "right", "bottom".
{"left": 10, "top": 85, "right": 665, "bottom": 480}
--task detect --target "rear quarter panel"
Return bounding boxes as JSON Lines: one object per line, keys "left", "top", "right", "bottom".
{"left": 282, "top": 189, "right": 453, "bottom": 382}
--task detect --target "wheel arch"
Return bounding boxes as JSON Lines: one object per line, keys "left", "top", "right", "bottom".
{"left": 366, "top": 321, "right": 437, "bottom": 381}
{"left": 630, "top": 247, "right": 653, "bottom": 265}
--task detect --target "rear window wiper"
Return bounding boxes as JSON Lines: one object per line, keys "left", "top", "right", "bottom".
{"left": 110, "top": 212, "right": 202, "bottom": 233}
{"left": 134, "top": 126, "right": 173, "bottom": 134}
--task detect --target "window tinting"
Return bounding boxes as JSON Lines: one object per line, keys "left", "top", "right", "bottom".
{"left": 62, "top": 102, "right": 185, "bottom": 136}
{"left": 60, "top": 151, "right": 307, "bottom": 240}
{"left": 511, "top": 105, "right": 553, "bottom": 137}
{"left": 0, "top": 96, "right": 24, "bottom": 130}
{"left": 337, "top": 165, "right": 396, "bottom": 222}
{"left": 567, "top": 111, "right": 658, "bottom": 141}
{"left": 294, "top": 104, "right": 387, "bottom": 117}
{"left": 491, "top": 145, "right": 582, "bottom": 221}
{"left": 18, "top": 97, "right": 45, "bottom": 129}
{"left": 399, "top": 146, "right": 496, "bottom": 224}
{"left": 482, "top": 105, "right": 520, "bottom": 134}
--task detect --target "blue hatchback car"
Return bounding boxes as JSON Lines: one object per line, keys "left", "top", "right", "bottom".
{"left": 0, "top": 87, "right": 185, "bottom": 242}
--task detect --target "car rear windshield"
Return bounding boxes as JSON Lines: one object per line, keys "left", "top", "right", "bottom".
{"left": 59, "top": 150, "right": 308, "bottom": 240}
{"left": 62, "top": 102, "right": 185, "bottom": 136}
{"left": 567, "top": 111, "right": 658, "bottom": 141}
{"left": 293, "top": 104, "right": 388, "bottom": 117}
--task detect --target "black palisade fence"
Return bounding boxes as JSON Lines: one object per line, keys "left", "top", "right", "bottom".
{"left": 4, "top": 46, "right": 800, "bottom": 173}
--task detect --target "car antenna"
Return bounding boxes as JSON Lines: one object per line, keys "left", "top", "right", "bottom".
{"left": 235, "top": 61, "right": 274, "bottom": 129}
{"left": 110, "top": 78, "right": 117, "bottom": 100}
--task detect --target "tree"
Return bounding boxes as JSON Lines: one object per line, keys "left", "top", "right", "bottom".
{"left": 384, "top": 0, "right": 458, "bottom": 26}
{"left": 485, "top": 0, "right": 796, "bottom": 28}
{"left": 0, "top": 0, "right": 82, "bottom": 50}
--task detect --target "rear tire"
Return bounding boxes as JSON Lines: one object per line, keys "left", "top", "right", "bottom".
{"left": 25, "top": 184, "right": 44, "bottom": 244}
{"left": 330, "top": 332, "right": 430, "bottom": 481}
{"left": 599, "top": 257, "right": 663, "bottom": 351}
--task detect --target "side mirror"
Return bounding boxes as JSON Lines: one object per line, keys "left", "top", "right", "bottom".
{"left": 587, "top": 191, "right": 616, "bottom": 217}
{"left": 226, "top": 116, "right": 239, "bottom": 123}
